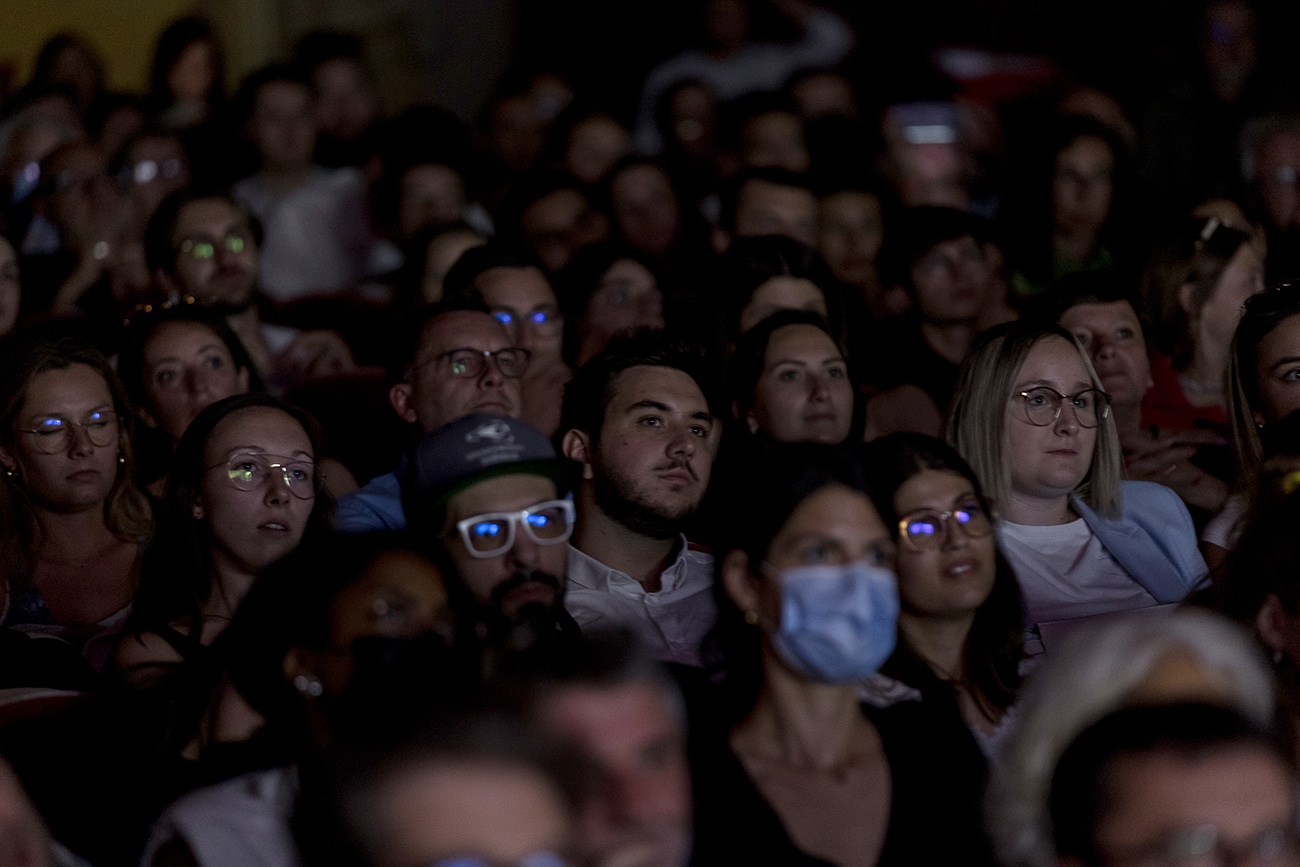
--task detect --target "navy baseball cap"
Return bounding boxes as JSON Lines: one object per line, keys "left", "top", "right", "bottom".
{"left": 401, "top": 413, "right": 571, "bottom": 514}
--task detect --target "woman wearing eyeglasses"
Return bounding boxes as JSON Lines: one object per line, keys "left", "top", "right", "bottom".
{"left": 948, "top": 321, "right": 1206, "bottom": 633}
{"left": 0, "top": 333, "right": 152, "bottom": 668}
{"left": 116, "top": 393, "right": 332, "bottom": 686}
{"left": 863, "top": 433, "right": 1023, "bottom": 753}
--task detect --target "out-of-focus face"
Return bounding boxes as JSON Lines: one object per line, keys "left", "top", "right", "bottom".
{"left": 566, "top": 115, "right": 631, "bottom": 186}
{"left": 747, "top": 324, "right": 852, "bottom": 444}
{"left": 733, "top": 179, "right": 817, "bottom": 246}
{"left": 170, "top": 197, "right": 259, "bottom": 307}
{"left": 740, "top": 111, "right": 809, "bottom": 173}
{"left": 476, "top": 266, "right": 564, "bottom": 364}
{"left": 197, "top": 406, "right": 316, "bottom": 578}
{"left": 443, "top": 473, "right": 568, "bottom": 621}
{"left": 1196, "top": 241, "right": 1265, "bottom": 358}
{"left": 0, "top": 236, "right": 21, "bottom": 336}
{"left": 540, "top": 681, "right": 692, "bottom": 867}
{"left": 420, "top": 229, "right": 485, "bottom": 304}
{"left": 521, "top": 189, "right": 597, "bottom": 274}
{"left": 585, "top": 366, "right": 716, "bottom": 536}
{"left": 0, "top": 364, "right": 120, "bottom": 514}
{"left": 168, "top": 40, "right": 215, "bottom": 103}
{"left": 892, "top": 469, "right": 996, "bottom": 620}
{"left": 1052, "top": 135, "right": 1114, "bottom": 238}
{"left": 1086, "top": 748, "right": 1294, "bottom": 867}
{"left": 1005, "top": 336, "right": 1099, "bottom": 505}
{"left": 249, "top": 80, "right": 315, "bottom": 172}
{"left": 739, "top": 276, "right": 827, "bottom": 333}
{"left": 141, "top": 320, "right": 250, "bottom": 442}
{"left": 400, "top": 310, "right": 521, "bottom": 433}
{"left": 818, "top": 191, "right": 883, "bottom": 286}
{"left": 667, "top": 84, "right": 716, "bottom": 158}
{"left": 374, "top": 760, "right": 573, "bottom": 867}
{"left": 575, "top": 258, "right": 665, "bottom": 366}
{"left": 43, "top": 142, "right": 115, "bottom": 245}
{"left": 1255, "top": 130, "right": 1300, "bottom": 232}
{"left": 1059, "top": 300, "right": 1152, "bottom": 409}
{"left": 1252, "top": 313, "right": 1300, "bottom": 427}
{"left": 792, "top": 72, "right": 857, "bottom": 120}
{"left": 312, "top": 57, "right": 378, "bottom": 142}
{"left": 610, "top": 165, "right": 680, "bottom": 257}
{"left": 909, "top": 235, "right": 989, "bottom": 325}
{"left": 123, "top": 135, "right": 190, "bottom": 219}
{"left": 399, "top": 164, "right": 466, "bottom": 239}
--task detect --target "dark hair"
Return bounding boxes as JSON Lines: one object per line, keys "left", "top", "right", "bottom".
{"left": 559, "top": 329, "right": 720, "bottom": 446}
{"left": 862, "top": 432, "right": 1024, "bottom": 716}
{"left": 553, "top": 242, "right": 667, "bottom": 366}
{"left": 232, "top": 62, "right": 312, "bottom": 128}
{"left": 717, "top": 167, "right": 814, "bottom": 233}
{"left": 441, "top": 243, "right": 549, "bottom": 304}
{"left": 727, "top": 308, "right": 849, "bottom": 430}
{"left": 0, "top": 331, "right": 152, "bottom": 574}
{"left": 1048, "top": 702, "right": 1290, "bottom": 864}
{"left": 125, "top": 393, "right": 333, "bottom": 643}
{"left": 1227, "top": 281, "right": 1300, "bottom": 493}
{"left": 705, "top": 444, "right": 883, "bottom": 722}
{"left": 371, "top": 105, "right": 477, "bottom": 231}
{"left": 383, "top": 297, "right": 492, "bottom": 387}
{"left": 493, "top": 171, "right": 592, "bottom": 254}
{"left": 717, "top": 90, "right": 802, "bottom": 153}
{"left": 149, "top": 16, "right": 224, "bottom": 110}
{"left": 717, "top": 234, "right": 841, "bottom": 346}
{"left": 1027, "top": 269, "right": 1147, "bottom": 333}
{"left": 144, "top": 186, "right": 263, "bottom": 275}
{"left": 877, "top": 205, "right": 988, "bottom": 291}
{"left": 117, "top": 303, "right": 261, "bottom": 428}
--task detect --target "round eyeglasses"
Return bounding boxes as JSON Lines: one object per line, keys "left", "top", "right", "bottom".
{"left": 208, "top": 453, "right": 321, "bottom": 499}
{"left": 454, "top": 499, "right": 574, "bottom": 558}
{"left": 17, "top": 410, "right": 119, "bottom": 454}
{"left": 898, "top": 499, "right": 993, "bottom": 551}
{"left": 1014, "top": 386, "right": 1111, "bottom": 429}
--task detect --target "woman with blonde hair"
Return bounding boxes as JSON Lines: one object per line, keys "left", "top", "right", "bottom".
{"left": 947, "top": 320, "right": 1205, "bottom": 631}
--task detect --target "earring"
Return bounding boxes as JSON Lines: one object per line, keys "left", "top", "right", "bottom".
{"left": 3, "top": 467, "right": 13, "bottom": 478}
{"left": 118, "top": 455, "right": 125, "bottom": 465}
{"left": 293, "top": 674, "right": 324, "bottom": 698}
{"left": 744, "top": 610, "right": 759, "bottom": 626}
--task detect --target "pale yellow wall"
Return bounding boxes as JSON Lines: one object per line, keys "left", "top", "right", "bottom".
{"left": 1, "top": 0, "right": 196, "bottom": 93}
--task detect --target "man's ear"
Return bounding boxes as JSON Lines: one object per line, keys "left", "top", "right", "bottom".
{"left": 744, "top": 409, "right": 760, "bottom": 435}
{"left": 561, "top": 429, "right": 595, "bottom": 481}
{"left": 1256, "top": 593, "right": 1292, "bottom": 657}
{"left": 0, "top": 442, "right": 16, "bottom": 472}
{"left": 1177, "top": 282, "right": 1199, "bottom": 319}
{"left": 388, "top": 383, "right": 419, "bottom": 425}
{"left": 721, "top": 549, "right": 760, "bottom": 613}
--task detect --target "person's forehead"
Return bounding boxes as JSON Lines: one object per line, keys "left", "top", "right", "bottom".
{"left": 419, "top": 310, "right": 511, "bottom": 356}
{"left": 175, "top": 198, "right": 249, "bottom": 238}
{"left": 255, "top": 79, "right": 312, "bottom": 109}
{"left": 740, "top": 179, "right": 815, "bottom": 210}
{"left": 1062, "top": 300, "right": 1140, "bottom": 328}
{"left": 919, "top": 234, "right": 979, "bottom": 258}
{"left": 476, "top": 266, "right": 556, "bottom": 307}
{"left": 447, "top": 472, "right": 559, "bottom": 517}
{"left": 606, "top": 365, "right": 707, "bottom": 414}
{"left": 543, "top": 680, "right": 680, "bottom": 745}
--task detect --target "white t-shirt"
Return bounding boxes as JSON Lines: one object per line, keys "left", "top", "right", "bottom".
{"left": 1001, "top": 518, "right": 1158, "bottom": 626}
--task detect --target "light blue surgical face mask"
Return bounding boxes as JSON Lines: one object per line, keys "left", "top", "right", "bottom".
{"left": 762, "top": 560, "right": 899, "bottom": 683}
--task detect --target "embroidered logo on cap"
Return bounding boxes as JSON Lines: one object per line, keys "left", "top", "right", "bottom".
{"left": 466, "top": 419, "right": 514, "bottom": 444}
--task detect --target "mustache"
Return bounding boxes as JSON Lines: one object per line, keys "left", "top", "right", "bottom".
{"left": 656, "top": 459, "right": 698, "bottom": 480}
{"left": 488, "top": 569, "right": 562, "bottom": 610}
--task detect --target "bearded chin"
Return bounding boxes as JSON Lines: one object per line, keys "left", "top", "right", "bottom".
{"left": 591, "top": 471, "right": 687, "bottom": 540}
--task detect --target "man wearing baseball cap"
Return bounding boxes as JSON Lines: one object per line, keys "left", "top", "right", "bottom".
{"left": 401, "top": 412, "right": 576, "bottom": 648}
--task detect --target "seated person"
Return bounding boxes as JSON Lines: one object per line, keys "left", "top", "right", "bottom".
{"left": 333, "top": 299, "right": 525, "bottom": 534}
{"left": 559, "top": 331, "right": 721, "bottom": 666}
{"left": 947, "top": 321, "right": 1205, "bottom": 629}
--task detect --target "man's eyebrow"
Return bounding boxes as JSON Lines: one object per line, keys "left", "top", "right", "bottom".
{"left": 690, "top": 411, "right": 715, "bottom": 423}
{"left": 626, "top": 399, "right": 671, "bottom": 413}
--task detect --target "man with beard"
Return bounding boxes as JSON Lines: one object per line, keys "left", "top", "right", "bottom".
{"left": 144, "top": 187, "right": 354, "bottom": 391}
{"left": 558, "top": 331, "right": 720, "bottom": 666}
{"left": 402, "top": 412, "right": 577, "bottom": 650}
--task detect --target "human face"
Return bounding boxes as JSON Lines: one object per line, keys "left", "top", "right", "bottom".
{"left": 1059, "top": 301, "right": 1152, "bottom": 409}
{"left": 197, "top": 406, "right": 315, "bottom": 579}
{"left": 575, "top": 259, "right": 665, "bottom": 366}
{"left": 566, "top": 115, "right": 631, "bottom": 186}
{"left": 1052, "top": 135, "right": 1113, "bottom": 237}
{"left": 892, "top": 469, "right": 995, "bottom": 621}
{"left": 741, "top": 111, "right": 809, "bottom": 173}
{"left": 1, "top": 364, "right": 120, "bottom": 514}
{"left": 123, "top": 135, "right": 189, "bottom": 219}
{"left": 910, "top": 235, "right": 989, "bottom": 325}
{"left": 170, "top": 198, "right": 259, "bottom": 307}
{"left": 1086, "top": 748, "right": 1296, "bottom": 867}
{"left": 0, "top": 235, "right": 20, "bottom": 336}
{"left": 747, "top": 484, "right": 894, "bottom": 625}
{"left": 610, "top": 165, "right": 680, "bottom": 258}
{"left": 1256, "top": 130, "right": 1300, "bottom": 232}
{"left": 734, "top": 179, "right": 818, "bottom": 246}
{"left": 248, "top": 80, "right": 315, "bottom": 172}
{"left": 311, "top": 57, "right": 377, "bottom": 141}
{"left": 521, "top": 189, "right": 596, "bottom": 274}
{"left": 586, "top": 366, "right": 716, "bottom": 537}
{"left": 444, "top": 474, "right": 568, "bottom": 620}
{"left": 142, "top": 320, "right": 250, "bottom": 442}
{"left": 1253, "top": 314, "right": 1300, "bottom": 427}
{"left": 738, "top": 276, "right": 828, "bottom": 334}
{"left": 540, "top": 682, "right": 692, "bottom": 867}
{"left": 476, "top": 266, "right": 564, "bottom": 364}
{"left": 374, "top": 761, "right": 573, "bottom": 867}
{"left": 420, "top": 230, "right": 485, "bottom": 304}
{"left": 167, "top": 40, "right": 215, "bottom": 103}
{"left": 399, "top": 164, "right": 466, "bottom": 239}
{"left": 44, "top": 143, "right": 115, "bottom": 246}
{"left": 401, "top": 310, "right": 521, "bottom": 433}
{"left": 1197, "top": 242, "right": 1266, "bottom": 357}
{"left": 818, "top": 191, "right": 883, "bottom": 286}
{"left": 1006, "top": 336, "right": 1098, "bottom": 505}
{"left": 747, "top": 324, "right": 852, "bottom": 444}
